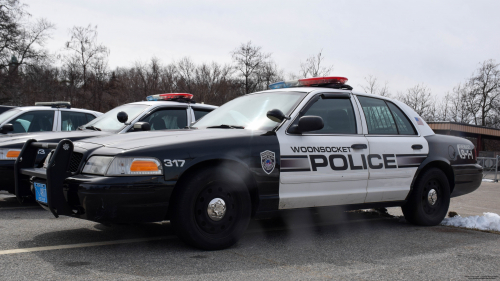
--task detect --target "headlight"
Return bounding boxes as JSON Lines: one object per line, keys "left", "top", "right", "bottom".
{"left": 0, "top": 148, "right": 21, "bottom": 160}
{"left": 82, "top": 156, "right": 113, "bottom": 175}
{"left": 82, "top": 156, "right": 162, "bottom": 176}
{"left": 106, "top": 157, "right": 162, "bottom": 176}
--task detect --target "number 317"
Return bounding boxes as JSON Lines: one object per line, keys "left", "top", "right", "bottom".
{"left": 164, "top": 159, "right": 185, "bottom": 167}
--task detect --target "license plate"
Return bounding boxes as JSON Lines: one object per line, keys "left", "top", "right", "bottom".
{"left": 34, "top": 182, "right": 47, "bottom": 204}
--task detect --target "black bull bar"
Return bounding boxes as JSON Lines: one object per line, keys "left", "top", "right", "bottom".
{"left": 15, "top": 139, "right": 75, "bottom": 218}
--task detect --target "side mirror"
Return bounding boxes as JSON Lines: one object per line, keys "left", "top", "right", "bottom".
{"left": 0, "top": 123, "right": 14, "bottom": 134}
{"left": 266, "top": 109, "right": 287, "bottom": 123}
{"left": 133, "top": 122, "right": 151, "bottom": 131}
{"left": 117, "top": 111, "right": 128, "bottom": 123}
{"left": 289, "top": 116, "right": 324, "bottom": 134}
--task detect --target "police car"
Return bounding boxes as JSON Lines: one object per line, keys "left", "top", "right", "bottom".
{"left": 2, "top": 94, "right": 216, "bottom": 196}
{"left": 0, "top": 102, "right": 101, "bottom": 135}
{"left": 16, "top": 77, "right": 482, "bottom": 250}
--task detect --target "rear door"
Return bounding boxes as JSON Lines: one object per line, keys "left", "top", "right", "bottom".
{"left": 277, "top": 93, "right": 369, "bottom": 209}
{"left": 355, "top": 95, "right": 428, "bottom": 203}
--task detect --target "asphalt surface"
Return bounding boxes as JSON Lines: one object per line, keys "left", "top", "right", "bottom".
{"left": 0, "top": 183, "right": 499, "bottom": 280}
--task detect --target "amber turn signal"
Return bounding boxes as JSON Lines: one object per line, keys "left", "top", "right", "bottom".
{"left": 130, "top": 160, "right": 159, "bottom": 172}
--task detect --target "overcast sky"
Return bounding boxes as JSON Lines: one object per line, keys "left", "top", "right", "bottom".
{"left": 23, "top": 0, "right": 500, "bottom": 98}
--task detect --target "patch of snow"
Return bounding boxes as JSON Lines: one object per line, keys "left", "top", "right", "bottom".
{"left": 441, "top": 212, "right": 500, "bottom": 232}
{"left": 482, "top": 179, "right": 495, "bottom": 182}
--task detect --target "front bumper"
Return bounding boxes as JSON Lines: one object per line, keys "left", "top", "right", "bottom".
{"left": 15, "top": 139, "right": 175, "bottom": 223}
{"left": 0, "top": 160, "right": 15, "bottom": 193}
{"left": 451, "top": 164, "right": 483, "bottom": 198}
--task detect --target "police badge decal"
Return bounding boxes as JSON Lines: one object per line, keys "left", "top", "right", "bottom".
{"left": 260, "top": 150, "right": 275, "bottom": 174}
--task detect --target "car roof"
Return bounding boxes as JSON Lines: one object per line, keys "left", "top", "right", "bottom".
{"left": 14, "top": 106, "right": 102, "bottom": 115}
{"left": 257, "top": 87, "right": 396, "bottom": 102}
{"left": 128, "top": 100, "right": 218, "bottom": 110}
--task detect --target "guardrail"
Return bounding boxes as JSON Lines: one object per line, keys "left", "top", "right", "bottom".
{"left": 477, "top": 156, "right": 499, "bottom": 182}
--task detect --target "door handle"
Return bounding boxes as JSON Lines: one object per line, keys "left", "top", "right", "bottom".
{"left": 351, "top": 144, "right": 367, "bottom": 149}
{"left": 412, "top": 144, "right": 423, "bottom": 150}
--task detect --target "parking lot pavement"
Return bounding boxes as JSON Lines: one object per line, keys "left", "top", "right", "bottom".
{"left": 388, "top": 181, "right": 500, "bottom": 218}
{"left": 1, "top": 191, "right": 499, "bottom": 280}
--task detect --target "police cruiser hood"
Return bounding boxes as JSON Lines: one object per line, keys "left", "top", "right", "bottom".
{"left": 74, "top": 129, "right": 266, "bottom": 151}
{"left": 0, "top": 130, "right": 109, "bottom": 149}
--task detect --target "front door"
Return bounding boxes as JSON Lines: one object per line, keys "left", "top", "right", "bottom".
{"left": 277, "top": 93, "right": 369, "bottom": 209}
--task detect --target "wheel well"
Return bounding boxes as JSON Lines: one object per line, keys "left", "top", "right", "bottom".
{"left": 169, "top": 159, "right": 260, "bottom": 217}
{"left": 415, "top": 161, "right": 455, "bottom": 193}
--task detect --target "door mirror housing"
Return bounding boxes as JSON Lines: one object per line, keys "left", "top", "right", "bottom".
{"left": 0, "top": 123, "right": 14, "bottom": 134}
{"left": 266, "top": 109, "right": 288, "bottom": 123}
{"left": 289, "top": 116, "right": 324, "bottom": 134}
{"left": 117, "top": 111, "right": 128, "bottom": 123}
{"left": 133, "top": 122, "right": 151, "bottom": 131}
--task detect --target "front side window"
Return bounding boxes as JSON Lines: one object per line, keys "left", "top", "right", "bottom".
{"left": 357, "top": 96, "right": 416, "bottom": 135}
{"left": 193, "top": 92, "right": 307, "bottom": 130}
{"left": 291, "top": 96, "right": 357, "bottom": 134}
{"left": 84, "top": 104, "right": 149, "bottom": 132}
{"left": 61, "top": 111, "right": 89, "bottom": 131}
{"left": 11, "top": 111, "right": 54, "bottom": 133}
{"left": 140, "top": 108, "right": 187, "bottom": 130}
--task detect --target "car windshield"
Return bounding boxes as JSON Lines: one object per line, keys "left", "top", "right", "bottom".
{"left": 193, "top": 91, "right": 307, "bottom": 130}
{"left": 0, "top": 109, "right": 21, "bottom": 124}
{"left": 84, "top": 104, "right": 150, "bottom": 132}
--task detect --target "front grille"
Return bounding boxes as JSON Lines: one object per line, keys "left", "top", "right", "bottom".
{"left": 68, "top": 152, "right": 83, "bottom": 173}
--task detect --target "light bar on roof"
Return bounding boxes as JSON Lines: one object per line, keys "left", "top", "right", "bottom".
{"left": 146, "top": 93, "right": 193, "bottom": 101}
{"left": 269, "top": 77, "right": 348, "bottom": 89}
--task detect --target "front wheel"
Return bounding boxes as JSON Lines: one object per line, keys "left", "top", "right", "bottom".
{"left": 402, "top": 167, "right": 450, "bottom": 226}
{"left": 170, "top": 166, "right": 251, "bottom": 250}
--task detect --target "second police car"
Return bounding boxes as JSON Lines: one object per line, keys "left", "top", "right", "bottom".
{"left": 15, "top": 77, "right": 482, "bottom": 250}
{"left": 2, "top": 94, "right": 216, "bottom": 196}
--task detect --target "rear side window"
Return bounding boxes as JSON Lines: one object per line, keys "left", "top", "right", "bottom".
{"left": 357, "top": 96, "right": 416, "bottom": 135}
{"left": 86, "top": 114, "right": 97, "bottom": 123}
{"left": 386, "top": 102, "right": 416, "bottom": 135}
{"left": 193, "top": 109, "right": 211, "bottom": 121}
{"left": 61, "top": 111, "right": 89, "bottom": 131}
{"left": 11, "top": 111, "right": 54, "bottom": 133}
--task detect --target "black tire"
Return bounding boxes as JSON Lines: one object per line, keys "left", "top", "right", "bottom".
{"left": 169, "top": 166, "right": 251, "bottom": 250}
{"left": 402, "top": 167, "right": 450, "bottom": 226}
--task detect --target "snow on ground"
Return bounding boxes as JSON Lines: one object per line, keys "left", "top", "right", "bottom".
{"left": 441, "top": 212, "right": 500, "bottom": 232}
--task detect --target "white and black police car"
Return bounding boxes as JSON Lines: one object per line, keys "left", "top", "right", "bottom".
{"left": 2, "top": 94, "right": 216, "bottom": 196}
{"left": 15, "top": 77, "right": 482, "bottom": 250}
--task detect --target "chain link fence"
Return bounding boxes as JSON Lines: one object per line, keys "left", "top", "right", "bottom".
{"left": 477, "top": 156, "right": 499, "bottom": 182}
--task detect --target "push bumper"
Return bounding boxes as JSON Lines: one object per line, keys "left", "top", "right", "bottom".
{"left": 451, "top": 164, "right": 483, "bottom": 198}
{"left": 15, "top": 139, "right": 174, "bottom": 223}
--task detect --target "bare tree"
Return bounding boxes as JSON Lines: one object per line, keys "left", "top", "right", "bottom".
{"left": 397, "top": 84, "right": 435, "bottom": 121}
{"left": 298, "top": 49, "right": 334, "bottom": 78}
{"left": 463, "top": 59, "right": 500, "bottom": 127}
{"left": 231, "top": 41, "right": 271, "bottom": 94}
{"left": 258, "top": 61, "right": 284, "bottom": 90}
{"left": 359, "top": 75, "right": 391, "bottom": 97}
{"left": 64, "top": 24, "right": 109, "bottom": 94}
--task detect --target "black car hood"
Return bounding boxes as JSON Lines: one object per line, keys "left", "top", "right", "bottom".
{"left": 0, "top": 130, "right": 111, "bottom": 148}
{"left": 76, "top": 129, "right": 268, "bottom": 150}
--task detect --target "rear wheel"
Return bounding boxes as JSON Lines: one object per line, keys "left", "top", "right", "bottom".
{"left": 170, "top": 166, "right": 251, "bottom": 250}
{"left": 402, "top": 167, "right": 450, "bottom": 226}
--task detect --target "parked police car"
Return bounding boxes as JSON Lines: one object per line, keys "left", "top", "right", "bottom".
{"left": 16, "top": 77, "right": 482, "bottom": 250}
{"left": 2, "top": 94, "right": 216, "bottom": 195}
{"left": 0, "top": 102, "right": 101, "bottom": 135}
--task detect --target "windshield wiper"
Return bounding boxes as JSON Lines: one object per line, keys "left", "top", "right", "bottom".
{"left": 85, "top": 126, "right": 101, "bottom": 131}
{"left": 207, "top": 124, "right": 245, "bottom": 129}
